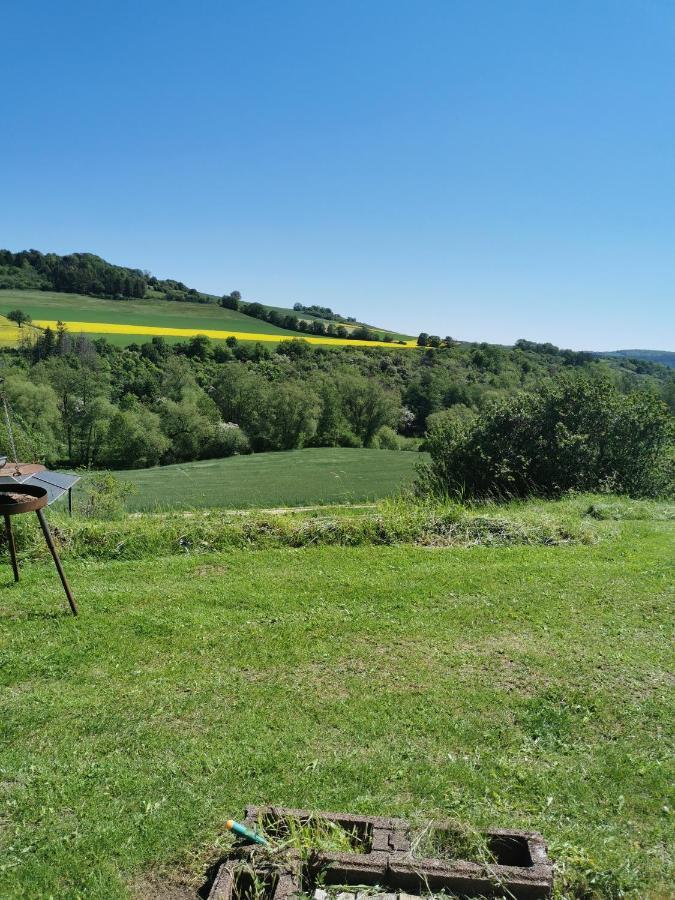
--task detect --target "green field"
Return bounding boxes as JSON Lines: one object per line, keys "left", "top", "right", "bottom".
{"left": 107, "top": 448, "right": 427, "bottom": 511}
{"left": 0, "top": 289, "right": 300, "bottom": 341}
{"left": 0, "top": 290, "right": 414, "bottom": 347}
{"left": 0, "top": 502, "right": 672, "bottom": 898}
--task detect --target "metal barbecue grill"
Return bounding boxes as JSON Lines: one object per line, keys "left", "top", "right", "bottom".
{"left": 0, "top": 382, "right": 80, "bottom": 615}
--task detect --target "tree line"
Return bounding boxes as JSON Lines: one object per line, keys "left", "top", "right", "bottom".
{"left": 0, "top": 250, "right": 147, "bottom": 298}
{"left": 222, "top": 294, "right": 400, "bottom": 343}
{"left": 0, "top": 323, "right": 670, "bottom": 477}
{"left": 292, "top": 302, "right": 357, "bottom": 323}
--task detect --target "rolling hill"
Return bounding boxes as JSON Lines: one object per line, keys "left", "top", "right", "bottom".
{"left": 0, "top": 249, "right": 415, "bottom": 347}
{"left": 0, "top": 289, "right": 416, "bottom": 348}
{"left": 592, "top": 349, "right": 675, "bottom": 368}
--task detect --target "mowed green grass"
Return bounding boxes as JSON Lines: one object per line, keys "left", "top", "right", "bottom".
{"left": 0, "top": 290, "right": 300, "bottom": 337}
{"left": 110, "top": 448, "right": 427, "bottom": 511}
{"left": 0, "top": 516, "right": 672, "bottom": 898}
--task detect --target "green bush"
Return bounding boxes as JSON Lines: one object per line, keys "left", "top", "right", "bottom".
{"left": 417, "top": 374, "right": 674, "bottom": 500}
{"left": 373, "top": 425, "right": 400, "bottom": 450}
{"left": 73, "top": 471, "right": 136, "bottom": 519}
{"left": 210, "top": 423, "right": 251, "bottom": 457}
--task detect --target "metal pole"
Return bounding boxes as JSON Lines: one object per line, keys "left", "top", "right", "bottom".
{"left": 36, "top": 508, "right": 78, "bottom": 615}
{"left": 4, "top": 514, "right": 19, "bottom": 582}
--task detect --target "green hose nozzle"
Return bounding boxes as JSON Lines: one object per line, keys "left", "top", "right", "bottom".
{"left": 226, "top": 819, "right": 269, "bottom": 846}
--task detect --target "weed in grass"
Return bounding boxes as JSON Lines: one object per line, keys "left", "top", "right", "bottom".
{"left": 256, "top": 814, "right": 366, "bottom": 856}
{"left": 410, "top": 819, "right": 496, "bottom": 865}
{"left": 219, "top": 861, "right": 278, "bottom": 900}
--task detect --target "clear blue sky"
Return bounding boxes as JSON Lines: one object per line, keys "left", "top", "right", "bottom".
{"left": 1, "top": 0, "right": 673, "bottom": 350}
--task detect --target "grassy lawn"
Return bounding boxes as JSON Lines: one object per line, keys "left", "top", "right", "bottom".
{"left": 0, "top": 513, "right": 672, "bottom": 898}
{"left": 106, "top": 448, "right": 427, "bottom": 511}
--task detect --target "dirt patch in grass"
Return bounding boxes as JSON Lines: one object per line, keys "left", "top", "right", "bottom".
{"left": 290, "top": 661, "right": 364, "bottom": 701}
{"left": 193, "top": 564, "right": 230, "bottom": 577}
{"left": 130, "top": 872, "right": 196, "bottom": 899}
{"left": 452, "top": 634, "right": 547, "bottom": 696}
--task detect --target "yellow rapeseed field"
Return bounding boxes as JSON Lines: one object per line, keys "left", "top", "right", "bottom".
{"left": 31, "top": 319, "right": 418, "bottom": 348}
{"left": 0, "top": 319, "right": 28, "bottom": 346}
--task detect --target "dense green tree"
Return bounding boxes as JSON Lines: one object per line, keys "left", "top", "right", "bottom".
{"left": 249, "top": 381, "right": 319, "bottom": 451}
{"left": 211, "top": 363, "right": 268, "bottom": 426}
{"left": 419, "top": 374, "right": 673, "bottom": 500}
{"left": 405, "top": 367, "right": 454, "bottom": 430}
{"left": 276, "top": 338, "right": 312, "bottom": 359}
{"left": 157, "top": 396, "right": 221, "bottom": 462}
{"left": 313, "top": 379, "right": 349, "bottom": 446}
{"left": 337, "top": 374, "right": 399, "bottom": 446}
{"left": 6, "top": 309, "right": 31, "bottom": 327}
{"left": 33, "top": 357, "right": 112, "bottom": 464}
{"left": 183, "top": 334, "right": 212, "bottom": 360}
{"left": 101, "top": 408, "right": 169, "bottom": 468}
{"left": 351, "top": 325, "right": 376, "bottom": 341}
{"left": 0, "top": 374, "right": 61, "bottom": 462}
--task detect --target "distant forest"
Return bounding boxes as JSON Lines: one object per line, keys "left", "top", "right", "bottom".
{"left": 0, "top": 311, "right": 671, "bottom": 474}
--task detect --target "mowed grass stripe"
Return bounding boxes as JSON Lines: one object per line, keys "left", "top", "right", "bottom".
{"left": 32, "top": 319, "right": 417, "bottom": 347}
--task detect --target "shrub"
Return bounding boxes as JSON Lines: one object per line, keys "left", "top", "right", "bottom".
{"left": 74, "top": 471, "right": 136, "bottom": 519}
{"left": 101, "top": 408, "right": 169, "bottom": 468}
{"left": 210, "top": 423, "right": 251, "bottom": 457}
{"left": 373, "top": 425, "right": 400, "bottom": 450}
{"left": 417, "top": 374, "right": 674, "bottom": 500}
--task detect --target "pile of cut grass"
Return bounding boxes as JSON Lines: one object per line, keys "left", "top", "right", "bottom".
{"left": 7, "top": 495, "right": 603, "bottom": 562}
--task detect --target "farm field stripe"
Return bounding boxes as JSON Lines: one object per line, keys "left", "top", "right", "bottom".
{"left": 31, "top": 319, "right": 418, "bottom": 348}
{"left": 0, "top": 321, "right": 24, "bottom": 345}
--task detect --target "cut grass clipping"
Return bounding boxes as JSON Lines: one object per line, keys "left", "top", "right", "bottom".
{"left": 7, "top": 495, "right": 601, "bottom": 562}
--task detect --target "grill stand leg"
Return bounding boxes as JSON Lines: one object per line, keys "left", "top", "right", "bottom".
{"left": 36, "top": 509, "right": 78, "bottom": 616}
{"left": 4, "top": 514, "right": 19, "bottom": 582}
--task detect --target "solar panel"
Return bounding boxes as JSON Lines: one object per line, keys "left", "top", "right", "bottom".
{"left": 28, "top": 472, "right": 80, "bottom": 504}
{"left": 0, "top": 469, "right": 80, "bottom": 505}
{"left": 0, "top": 471, "right": 33, "bottom": 486}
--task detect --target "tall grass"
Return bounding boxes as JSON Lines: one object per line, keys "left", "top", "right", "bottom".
{"left": 2, "top": 495, "right": 613, "bottom": 562}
